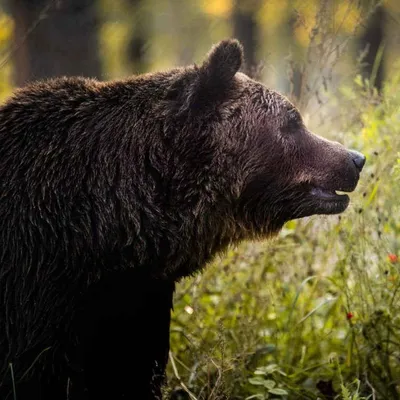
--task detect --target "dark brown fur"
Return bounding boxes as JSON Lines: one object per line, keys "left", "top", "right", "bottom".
{"left": 0, "top": 40, "right": 364, "bottom": 399}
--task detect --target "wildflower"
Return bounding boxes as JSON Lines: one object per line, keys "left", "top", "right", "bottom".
{"left": 388, "top": 254, "right": 398, "bottom": 264}
{"left": 346, "top": 312, "right": 354, "bottom": 320}
{"left": 184, "top": 305, "right": 194, "bottom": 315}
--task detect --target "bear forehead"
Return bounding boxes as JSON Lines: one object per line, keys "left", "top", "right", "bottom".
{"left": 236, "top": 73, "right": 295, "bottom": 119}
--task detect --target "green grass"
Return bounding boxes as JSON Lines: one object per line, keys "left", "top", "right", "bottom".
{"left": 166, "top": 71, "right": 400, "bottom": 399}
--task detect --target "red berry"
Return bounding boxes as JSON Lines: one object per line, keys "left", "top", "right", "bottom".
{"left": 346, "top": 312, "right": 354, "bottom": 320}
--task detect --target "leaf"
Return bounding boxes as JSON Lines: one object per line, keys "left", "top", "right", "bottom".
{"left": 263, "top": 364, "right": 279, "bottom": 374}
{"left": 268, "top": 388, "right": 288, "bottom": 396}
{"left": 256, "top": 364, "right": 287, "bottom": 377}
{"left": 365, "top": 182, "right": 379, "bottom": 207}
{"left": 263, "top": 380, "right": 276, "bottom": 390}
{"left": 254, "top": 369, "right": 267, "bottom": 375}
{"left": 249, "top": 377, "right": 266, "bottom": 386}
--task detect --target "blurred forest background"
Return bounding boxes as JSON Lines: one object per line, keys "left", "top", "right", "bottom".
{"left": 0, "top": 0, "right": 399, "bottom": 102}
{"left": 1, "top": 1, "right": 400, "bottom": 399}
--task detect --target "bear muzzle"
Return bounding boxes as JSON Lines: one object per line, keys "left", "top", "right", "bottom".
{"left": 306, "top": 148, "right": 366, "bottom": 215}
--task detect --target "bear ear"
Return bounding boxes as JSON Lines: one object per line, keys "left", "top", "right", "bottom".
{"left": 199, "top": 39, "right": 244, "bottom": 85}
{"left": 164, "top": 39, "right": 244, "bottom": 115}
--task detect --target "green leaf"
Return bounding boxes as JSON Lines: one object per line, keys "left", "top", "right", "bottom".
{"left": 365, "top": 182, "right": 379, "bottom": 207}
{"left": 254, "top": 369, "right": 267, "bottom": 375}
{"left": 268, "top": 388, "right": 288, "bottom": 396}
{"left": 263, "top": 380, "right": 276, "bottom": 390}
{"left": 263, "top": 364, "right": 279, "bottom": 374}
{"left": 249, "top": 377, "right": 266, "bottom": 386}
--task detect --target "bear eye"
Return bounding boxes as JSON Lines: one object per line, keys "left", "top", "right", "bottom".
{"left": 285, "top": 108, "right": 302, "bottom": 132}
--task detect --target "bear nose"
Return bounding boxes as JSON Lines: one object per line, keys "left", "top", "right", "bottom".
{"left": 350, "top": 150, "right": 366, "bottom": 172}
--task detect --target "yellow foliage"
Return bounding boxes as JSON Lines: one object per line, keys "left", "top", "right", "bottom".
{"left": 260, "top": 0, "right": 363, "bottom": 48}
{"left": 385, "top": 0, "right": 400, "bottom": 13}
{"left": 0, "top": 13, "right": 13, "bottom": 44}
{"left": 333, "top": 1, "right": 361, "bottom": 34}
{"left": 99, "top": 22, "right": 130, "bottom": 79}
{"left": 291, "top": 0, "right": 361, "bottom": 47}
{"left": 292, "top": 0, "right": 318, "bottom": 48}
{"left": 258, "top": 0, "right": 288, "bottom": 31}
{"left": 201, "top": 0, "right": 232, "bottom": 18}
{"left": 0, "top": 12, "right": 14, "bottom": 101}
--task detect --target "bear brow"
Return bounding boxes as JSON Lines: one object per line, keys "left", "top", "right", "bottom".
{"left": 288, "top": 107, "right": 302, "bottom": 123}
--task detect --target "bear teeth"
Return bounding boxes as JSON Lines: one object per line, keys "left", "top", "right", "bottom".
{"left": 310, "top": 187, "right": 347, "bottom": 200}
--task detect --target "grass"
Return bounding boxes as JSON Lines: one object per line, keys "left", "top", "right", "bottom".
{"left": 165, "top": 71, "right": 400, "bottom": 399}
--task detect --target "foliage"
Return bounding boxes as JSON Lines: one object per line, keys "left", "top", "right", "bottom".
{"left": 166, "top": 72, "right": 400, "bottom": 399}
{"left": 0, "top": 12, "right": 14, "bottom": 101}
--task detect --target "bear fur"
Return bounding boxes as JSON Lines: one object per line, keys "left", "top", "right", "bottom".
{"left": 0, "top": 39, "right": 364, "bottom": 399}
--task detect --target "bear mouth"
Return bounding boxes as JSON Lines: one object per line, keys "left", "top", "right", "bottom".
{"left": 310, "top": 187, "right": 350, "bottom": 202}
{"left": 306, "top": 185, "right": 353, "bottom": 215}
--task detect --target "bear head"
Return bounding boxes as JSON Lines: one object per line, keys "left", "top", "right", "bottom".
{"left": 160, "top": 39, "right": 365, "bottom": 246}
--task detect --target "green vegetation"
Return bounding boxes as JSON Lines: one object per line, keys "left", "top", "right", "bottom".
{"left": 167, "top": 74, "right": 400, "bottom": 399}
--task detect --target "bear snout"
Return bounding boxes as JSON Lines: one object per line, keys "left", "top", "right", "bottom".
{"left": 337, "top": 148, "right": 366, "bottom": 192}
{"left": 349, "top": 149, "right": 366, "bottom": 172}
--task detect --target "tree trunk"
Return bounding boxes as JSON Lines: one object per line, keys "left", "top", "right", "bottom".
{"left": 286, "top": 9, "right": 302, "bottom": 102}
{"left": 359, "top": 5, "right": 386, "bottom": 91}
{"left": 11, "top": 0, "right": 101, "bottom": 86}
{"left": 232, "top": 0, "right": 259, "bottom": 76}
{"left": 126, "top": 0, "right": 150, "bottom": 74}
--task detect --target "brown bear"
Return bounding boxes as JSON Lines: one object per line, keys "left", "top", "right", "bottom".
{"left": 0, "top": 39, "right": 365, "bottom": 400}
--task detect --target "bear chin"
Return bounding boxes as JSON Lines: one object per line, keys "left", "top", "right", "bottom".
{"left": 307, "top": 197, "right": 350, "bottom": 217}
{"left": 308, "top": 186, "right": 352, "bottom": 215}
